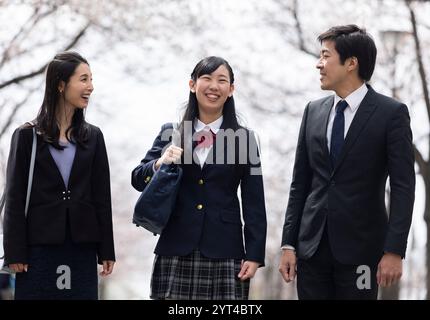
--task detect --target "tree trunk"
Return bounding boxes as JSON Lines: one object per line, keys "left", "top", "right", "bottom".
{"left": 427, "top": 225, "right": 430, "bottom": 300}
{"left": 426, "top": 199, "right": 430, "bottom": 300}
{"left": 424, "top": 180, "right": 430, "bottom": 300}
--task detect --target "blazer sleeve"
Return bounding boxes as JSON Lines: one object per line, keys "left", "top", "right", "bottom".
{"left": 385, "top": 104, "right": 415, "bottom": 258}
{"left": 92, "top": 128, "right": 116, "bottom": 263}
{"left": 240, "top": 130, "right": 267, "bottom": 266}
{"left": 3, "top": 128, "right": 31, "bottom": 266}
{"left": 281, "top": 103, "right": 312, "bottom": 248}
{"left": 131, "top": 123, "right": 172, "bottom": 192}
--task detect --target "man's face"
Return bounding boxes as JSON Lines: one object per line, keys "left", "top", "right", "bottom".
{"left": 316, "top": 40, "right": 350, "bottom": 92}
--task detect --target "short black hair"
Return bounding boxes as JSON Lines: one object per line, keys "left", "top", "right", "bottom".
{"left": 318, "top": 24, "right": 377, "bottom": 81}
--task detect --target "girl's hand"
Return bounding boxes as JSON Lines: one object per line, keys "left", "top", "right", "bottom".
{"left": 155, "top": 145, "right": 183, "bottom": 169}
{"left": 9, "top": 263, "right": 28, "bottom": 273}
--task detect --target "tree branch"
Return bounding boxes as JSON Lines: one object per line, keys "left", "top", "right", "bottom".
{"left": 0, "top": 6, "right": 40, "bottom": 68}
{"left": 407, "top": 1, "right": 430, "bottom": 125}
{"left": 291, "top": 0, "right": 319, "bottom": 58}
{"left": 0, "top": 22, "right": 90, "bottom": 90}
{"left": 0, "top": 86, "right": 39, "bottom": 139}
{"left": 0, "top": 4, "right": 58, "bottom": 69}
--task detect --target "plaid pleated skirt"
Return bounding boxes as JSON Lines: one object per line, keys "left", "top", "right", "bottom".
{"left": 150, "top": 250, "right": 250, "bottom": 300}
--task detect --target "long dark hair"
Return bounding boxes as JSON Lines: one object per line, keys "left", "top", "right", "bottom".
{"left": 35, "top": 51, "right": 90, "bottom": 149}
{"left": 179, "top": 56, "right": 240, "bottom": 147}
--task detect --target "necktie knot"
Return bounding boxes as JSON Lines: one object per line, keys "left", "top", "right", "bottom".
{"left": 336, "top": 100, "right": 348, "bottom": 114}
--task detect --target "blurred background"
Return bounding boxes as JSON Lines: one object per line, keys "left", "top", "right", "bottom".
{"left": 0, "top": 0, "right": 429, "bottom": 299}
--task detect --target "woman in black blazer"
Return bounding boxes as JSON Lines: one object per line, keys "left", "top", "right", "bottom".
{"left": 132, "top": 56, "right": 267, "bottom": 300}
{"left": 3, "top": 51, "right": 115, "bottom": 299}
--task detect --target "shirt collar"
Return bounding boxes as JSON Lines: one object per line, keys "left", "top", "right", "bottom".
{"left": 334, "top": 83, "right": 368, "bottom": 112}
{"left": 194, "top": 115, "right": 223, "bottom": 134}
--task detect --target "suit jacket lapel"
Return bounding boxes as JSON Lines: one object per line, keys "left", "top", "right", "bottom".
{"left": 319, "top": 96, "right": 334, "bottom": 170}
{"left": 332, "top": 87, "right": 378, "bottom": 174}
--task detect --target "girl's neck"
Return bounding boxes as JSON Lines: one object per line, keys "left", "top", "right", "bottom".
{"left": 198, "top": 110, "right": 223, "bottom": 125}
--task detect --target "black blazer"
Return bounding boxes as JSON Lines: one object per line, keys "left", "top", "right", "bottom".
{"left": 281, "top": 86, "right": 415, "bottom": 265}
{"left": 132, "top": 122, "right": 267, "bottom": 265}
{"left": 3, "top": 123, "right": 115, "bottom": 266}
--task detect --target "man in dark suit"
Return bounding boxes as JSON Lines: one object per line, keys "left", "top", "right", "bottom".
{"left": 279, "top": 25, "right": 415, "bottom": 299}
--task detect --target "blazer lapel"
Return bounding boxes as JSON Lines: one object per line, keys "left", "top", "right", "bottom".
{"left": 332, "top": 87, "right": 378, "bottom": 174}
{"left": 67, "top": 142, "right": 80, "bottom": 189}
{"left": 319, "top": 96, "right": 334, "bottom": 170}
{"left": 39, "top": 139, "right": 67, "bottom": 189}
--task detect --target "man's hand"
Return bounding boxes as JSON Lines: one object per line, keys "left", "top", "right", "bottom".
{"left": 377, "top": 252, "right": 402, "bottom": 287}
{"left": 100, "top": 260, "right": 115, "bottom": 277}
{"left": 279, "top": 249, "right": 297, "bottom": 283}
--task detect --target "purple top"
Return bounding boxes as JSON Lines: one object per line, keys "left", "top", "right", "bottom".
{"left": 48, "top": 141, "right": 76, "bottom": 188}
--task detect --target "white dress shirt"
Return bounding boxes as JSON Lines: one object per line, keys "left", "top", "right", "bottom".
{"left": 326, "top": 83, "right": 368, "bottom": 149}
{"left": 194, "top": 116, "right": 223, "bottom": 168}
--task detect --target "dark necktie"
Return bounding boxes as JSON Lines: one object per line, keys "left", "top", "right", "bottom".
{"left": 330, "top": 100, "right": 348, "bottom": 166}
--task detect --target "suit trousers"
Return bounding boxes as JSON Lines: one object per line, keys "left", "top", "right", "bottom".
{"left": 297, "top": 225, "right": 378, "bottom": 300}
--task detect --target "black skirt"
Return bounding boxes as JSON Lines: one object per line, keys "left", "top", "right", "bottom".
{"left": 14, "top": 221, "right": 98, "bottom": 300}
{"left": 150, "top": 250, "right": 250, "bottom": 300}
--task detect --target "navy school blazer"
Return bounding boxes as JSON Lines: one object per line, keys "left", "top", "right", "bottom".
{"left": 3, "top": 123, "right": 115, "bottom": 266}
{"left": 131, "top": 122, "right": 267, "bottom": 265}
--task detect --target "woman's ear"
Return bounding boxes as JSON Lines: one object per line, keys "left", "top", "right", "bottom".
{"left": 58, "top": 81, "right": 65, "bottom": 93}
{"left": 189, "top": 79, "right": 196, "bottom": 93}
{"left": 228, "top": 84, "right": 235, "bottom": 97}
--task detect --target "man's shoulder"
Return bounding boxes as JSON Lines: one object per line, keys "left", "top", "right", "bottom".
{"left": 371, "top": 90, "right": 404, "bottom": 109}
{"left": 305, "top": 94, "right": 334, "bottom": 114}
{"left": 308, "top": 94, "right": 333, "bottom": 108}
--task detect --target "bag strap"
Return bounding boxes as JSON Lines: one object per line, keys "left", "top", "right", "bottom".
{"left": 25, "top": 126, "right": 37, "bottom": 216}
{"left": 0, "top": 123, "right": 37, "bottom": 223}
{"left": 0, "top": 193, "right": 4, "bottom": 223}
